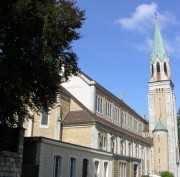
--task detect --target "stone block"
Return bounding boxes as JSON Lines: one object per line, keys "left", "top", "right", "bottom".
{"left": 0, "top": 172, "right": 5, "bottom": 177}
{"left": 10, "top": 167, "right": 16, "bottom": 172}
{"left": 0, "top": 161, "right": 5, "bottom": 167}
{"left": 5, "top": 162, "right": 12, "bottom": 167}
{"left": 9, "top": 158, "right": 15, "bottom": 163}
{"left": 3, "top": 166, "right": 10, "bottom": 171}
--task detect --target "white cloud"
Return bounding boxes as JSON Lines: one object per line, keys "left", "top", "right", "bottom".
{"left": 135, "top": 37, "right": 153, "bottom": 52}
{"left": 115, "top": 2, "right": 178, "bottom": 33}
{"left": 115, "top": 2, "right": 180, "bottom": 59}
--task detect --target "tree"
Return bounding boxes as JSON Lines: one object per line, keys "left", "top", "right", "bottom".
{"left": 177, "top": 108, "right": 180, "bottom": 150}
{"left": 0, "top": 0, "right": 85, "bottom": 127}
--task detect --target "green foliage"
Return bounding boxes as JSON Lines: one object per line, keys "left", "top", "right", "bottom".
{"left": 0, "top": 0, "right": 85, "bottom": 127}
{"left": 160, "top": 171, "right": 174, "bottom": 177}
{"left": 177, "top": 108, "right": 180, "bottom": 150}
{"left": 141, "top": 175, "right": 149, "bottom": 177}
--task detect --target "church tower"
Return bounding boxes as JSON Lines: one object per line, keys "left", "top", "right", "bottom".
{"left": 148, "top": 16, "right": 179, "bottom": 176}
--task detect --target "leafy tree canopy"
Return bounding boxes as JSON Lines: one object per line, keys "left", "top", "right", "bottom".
{"left": 0, "top": 0, "right": 85, "bottom": 127}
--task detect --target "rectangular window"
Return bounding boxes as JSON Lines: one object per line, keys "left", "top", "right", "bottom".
{"left": 138, "top": 123, "right": 142, "bottom": 133}
{"left": 95, "top": 95, "right": 103, "bottom": 113}
{"left": 129, "top": 117, "right": 132, "bottom": 129}
{"left": 133, "top": 119, "right": 137, "bottom": 132}
{"left": 70, "top": 158, "right": 76, "bottom": 177}
{"left": 114, "top": 107, "right": 120, "bottom": 122}
{"left": 53, "top": 155, "right": 62, "bottom": 177}
{"left": 105, "top": 101, "right": 112, "bottom": 118}
{"left": 41, "top": 110, "right": 48, "bottom": 126}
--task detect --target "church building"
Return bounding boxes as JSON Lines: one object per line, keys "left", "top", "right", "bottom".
{"left": 22, "top": 16, "right": 180, "bottom": 177}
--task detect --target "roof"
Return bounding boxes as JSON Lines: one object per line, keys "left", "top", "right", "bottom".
{"left": 78, "top": 71, "right": 147, "bottom": 124}
{"left": 151, "top": 16, "right": 169, "bottom": 64}
{"left": 153, "top": 119, "right": 168, "bottom": 133}
{"left": 63, "top": 110, "right": 152, "bottom": 146}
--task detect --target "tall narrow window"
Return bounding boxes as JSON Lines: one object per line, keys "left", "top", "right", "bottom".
{"left": 119, "top": 162, "right": 126, "bottom": 177}
{"left": 135, "top": 144, "right": 138, "bottom": 158}
{"left": 105, "top": 101, "right": 112, "bottom": 118}
{"left": 121, "top": 112, "right": 124, "bottom": 125}
{"left": 151, "top": 64, "right": 154, "bottom": 78}
{"left": 157, "top": 62, "right": 160, "bottom": 80}
{"left": 41, "top": 110, "right": 48, "bottom": 126}
{"left": 129, "top": 142, "right": 131, "bottom": 156}
{"left": 164, "top": 62, "right": 167, "bottom": 75}
{"left": 134, "top": 164, "right": 138, "bottom": 177}
{"left": 104, "top": 162, "right": 108, "bottom": 177}
{"left": 95, "top": 96, "right": 103, "bottom": 113}
{"left": 70, "top": 158, "right": 76, "bottom": 177}
{"left": 94, "top": 161, "right": 100, "bottom": 177}
{"left": 82, "top": 159, "right": 89, "bottom": 177}
{"left": 53, "top": 155, "right": 62, "bottom": 177}
{"left": 120, "top": 140, "right": 124, "bottom": 155}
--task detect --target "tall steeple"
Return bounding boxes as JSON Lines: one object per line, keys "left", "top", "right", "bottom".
{"left": 148, "top": 14, "right": 179, "bottom": 176}
{"left": 151, "top": 15, "right": 169, "bottom": 64}
{"left": 150, "top": 15, "right": 170, "bottom": 82}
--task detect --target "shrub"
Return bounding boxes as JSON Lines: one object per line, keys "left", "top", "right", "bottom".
{"left": 160, "top": 171, "right": 174, "bottom": 177}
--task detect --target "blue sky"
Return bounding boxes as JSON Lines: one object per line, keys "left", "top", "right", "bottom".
{"left": 72, "top": 1, "right": 180, "bottom": 118}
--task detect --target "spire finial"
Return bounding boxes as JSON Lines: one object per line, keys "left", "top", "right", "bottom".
{"left": 155, "top": 12, "right": 157, "bottom": 19}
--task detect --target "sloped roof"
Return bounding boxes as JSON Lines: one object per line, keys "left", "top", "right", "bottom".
{"left": 153, "top": 119, "right": 168, "bottom": 133}
{"left": 78, "top": 71, "right": 147, "bottom": 124}
{"left": 63, "top": 110, "right": 152, "bottom": 146}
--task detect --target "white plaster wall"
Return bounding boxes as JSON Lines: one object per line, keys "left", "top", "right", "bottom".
{"left": 40, "top": 138, "right": 113, "bottom": 177}
{"left": 62, "top": 75, "right": 96, "bottom": 113}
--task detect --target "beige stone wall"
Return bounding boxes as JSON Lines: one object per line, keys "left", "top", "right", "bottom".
{"left": 23, "top": 92, "right": 71, "bottom": 139}
{"left": 153, "top": 131, "right": 168, "bottom": 174}
{"left": 31, "top": 107, "right": 57, "bottom": 139}
{"left": 62, "top": 126, "right": 92, "bottom": 147}
{"left": 154, "top": 88, "right": 167, "bottom": 126}
{"left": 70, "top": 99, "right": 83, "bottom": 111}
{"left": 61, "top": 94, "right": 70, "bottom": 120}
{"left": 114, "top": 158, "right": 118, "bottom": 177}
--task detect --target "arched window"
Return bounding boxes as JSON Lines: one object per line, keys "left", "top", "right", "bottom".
{"left": 164, "top": 62, "right": 167, "bottom": 75}
{"left": 70, "top": 157, "right": 76, "bottom": 177}
{"left": 104, "top": 162, "right": 108, "bottom": 177}
{"left": 151, "top": 64, "right": 154, "bottom": 78}
{"left": 82, "top": 159, "right": 89, "bottom": 177}
{"left": 94, "top": 161, "right": 100, "bottom": 177}
{"left": 157, "top": 62, "right": 160, "bottom": 80}
{"left": 53, "top": 155, "right": 62, "bottom": 177}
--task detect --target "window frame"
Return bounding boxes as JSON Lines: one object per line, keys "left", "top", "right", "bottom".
{"left": 40, "top": 110, "right": 50, "bottom": 128}
{"left": 69, "top": 157, "right": 76, "bottom": 177}
{"left": 53, "top": 155, "right": 63, "bottom": 177}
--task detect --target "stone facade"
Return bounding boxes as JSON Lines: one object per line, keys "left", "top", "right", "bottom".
{"left": 62, "top": 126, "right": 92, "bottom": 147}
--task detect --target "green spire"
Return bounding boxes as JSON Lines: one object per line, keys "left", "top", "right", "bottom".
{"left": 153, "top": 119, "right": 168, "bottom": 133}
{"left": 151, "top": 15, "right": 169, "bottom": 64}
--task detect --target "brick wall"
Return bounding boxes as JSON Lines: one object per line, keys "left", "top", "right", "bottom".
{"left": 0, "top": 128, "right": 24, "bottom": 177}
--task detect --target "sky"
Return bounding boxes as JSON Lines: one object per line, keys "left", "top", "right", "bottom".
{"left": 72, "top": 1, "right": 180, "bottom": 119}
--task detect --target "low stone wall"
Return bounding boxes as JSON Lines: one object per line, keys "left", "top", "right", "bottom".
{"left": 0, "top": 128, "right": 24, "bottom": 177}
